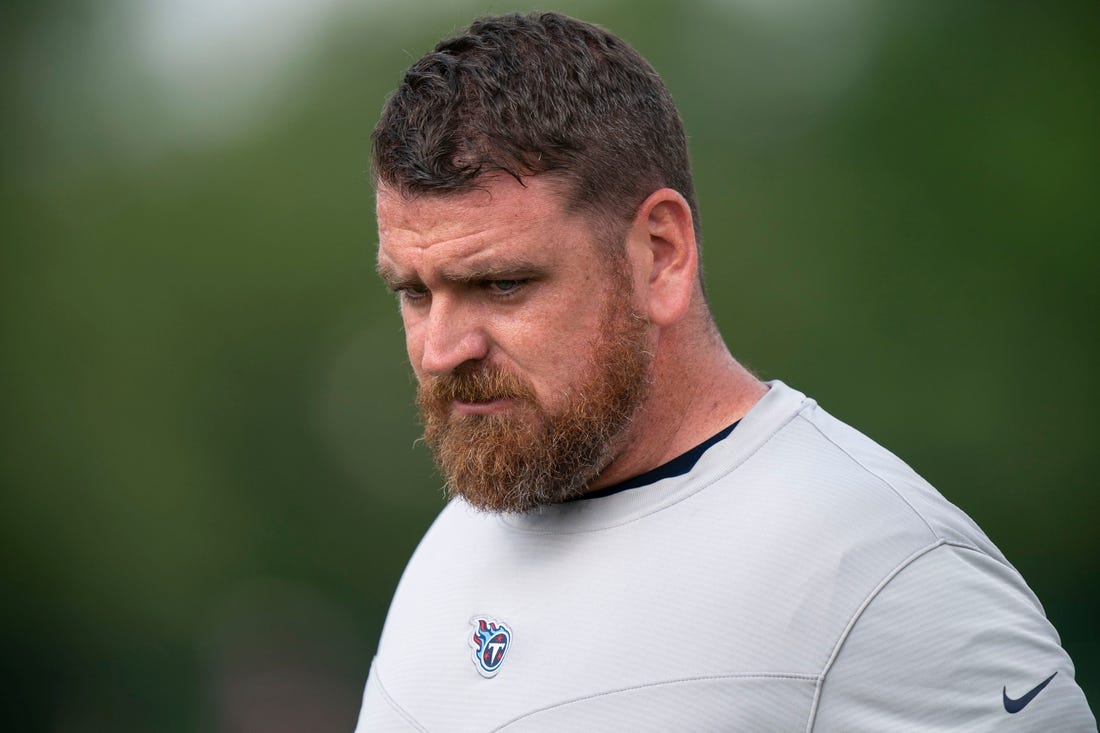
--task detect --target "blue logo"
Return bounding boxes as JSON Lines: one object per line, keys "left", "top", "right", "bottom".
{"left": 469, "top": 616, "right": 512, "bottom": 678}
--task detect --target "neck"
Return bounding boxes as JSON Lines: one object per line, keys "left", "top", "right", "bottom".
{"left": 589, "top": 316, "right": 767, "bottom": 491}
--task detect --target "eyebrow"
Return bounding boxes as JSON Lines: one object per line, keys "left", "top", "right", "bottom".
{"left": 375, "top": 257, "right": 547, "bottom": 288}
{"left": 375, "top": 260, "right": 420, "bottom": 289}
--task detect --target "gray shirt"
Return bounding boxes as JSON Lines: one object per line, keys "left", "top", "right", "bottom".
{"left": 357, "top": 381, "right": 1095, "bottom": 731}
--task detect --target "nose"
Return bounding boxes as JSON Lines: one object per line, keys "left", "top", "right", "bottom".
{"left": 416, "top": 296, "right": 490, "bottom": 376}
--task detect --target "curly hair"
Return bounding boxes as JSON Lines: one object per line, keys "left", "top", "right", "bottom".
{"left": 371, "top": 12, "right": 700, "bottom": 248}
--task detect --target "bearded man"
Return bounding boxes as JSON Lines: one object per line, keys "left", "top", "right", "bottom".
{"left": 357, "top": 12, "right": 1094, "bottom": 732}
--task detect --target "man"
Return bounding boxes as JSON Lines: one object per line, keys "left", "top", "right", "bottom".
{"left": 357, "top": 12, "right": 1094, "bottom": 731}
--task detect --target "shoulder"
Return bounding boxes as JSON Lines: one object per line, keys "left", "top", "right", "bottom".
{"left": 728, "top": 385, "right": 1095, "bottom": 729}
{"left": 731, "top": 381, "right": 1006, "bottom": 562}
{"left": 809, "top": 542, "right": 1095, "bottom": 730}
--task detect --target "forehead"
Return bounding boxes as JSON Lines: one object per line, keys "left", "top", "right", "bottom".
{"left": 375, "top": 176, "right": 601, "bottom": 275}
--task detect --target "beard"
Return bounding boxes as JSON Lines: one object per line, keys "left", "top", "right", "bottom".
{"left": 416, "top": 283, "right": 652, "bottom": 513}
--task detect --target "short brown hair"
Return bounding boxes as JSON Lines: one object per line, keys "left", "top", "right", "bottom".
{"left": 371, "top": 12, "right": 700, "bottom": 246}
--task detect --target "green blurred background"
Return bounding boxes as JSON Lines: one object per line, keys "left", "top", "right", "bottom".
{"left": 2, "top": 1, "right": 1097, "bottom": 730}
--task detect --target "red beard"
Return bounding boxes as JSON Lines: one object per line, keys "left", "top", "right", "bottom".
{"left": 416, "top": 290, "right": 651, "bottom": 513}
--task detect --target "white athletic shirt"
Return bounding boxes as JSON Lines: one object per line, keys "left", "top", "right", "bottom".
{"left": 356, "top": 381, "right": 1095, "bottom": 731}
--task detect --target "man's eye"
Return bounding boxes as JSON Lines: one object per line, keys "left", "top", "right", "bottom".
{"left": 487, "top": 279, "right": 525, "bottom": 295}
{"left": 398, "top": 285, "right": 429, "bottom": 302}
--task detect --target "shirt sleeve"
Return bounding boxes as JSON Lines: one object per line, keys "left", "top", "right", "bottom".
{"left": 811, "top": 543, "right": 1096, "bottom": 732}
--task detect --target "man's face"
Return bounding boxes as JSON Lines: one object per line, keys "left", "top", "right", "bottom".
{"left": 375, "top": 176, "right": 653, "bottom": 512}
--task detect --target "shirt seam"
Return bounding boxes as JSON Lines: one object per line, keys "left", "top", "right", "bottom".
{"left": 370, "top": 661, "right": 430, "bottom": 733}
{"left": 803, "top": 540, "right": 987, "bottom": 732}
{"left": 493, "top": 672, "right": 819, "bottom": 731}
{"left": 798, "top": 413, "right": 941, "bottom": 541}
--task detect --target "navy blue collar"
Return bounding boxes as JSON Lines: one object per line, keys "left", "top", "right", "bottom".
{"left": 569, "top": 420, "right": 739, "bottom": 502}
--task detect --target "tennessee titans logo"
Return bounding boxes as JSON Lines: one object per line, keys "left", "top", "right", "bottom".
{"left": 469, "top": 616, "right": 512, "bottom": 678}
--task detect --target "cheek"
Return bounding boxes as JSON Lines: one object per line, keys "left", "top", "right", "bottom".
{"left": 510, "top": 321, "right": 592, "bottom": 379}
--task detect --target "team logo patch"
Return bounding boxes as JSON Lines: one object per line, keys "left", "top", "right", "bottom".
{"left": 469, "top": 616, "right": 512, "bottom": 678}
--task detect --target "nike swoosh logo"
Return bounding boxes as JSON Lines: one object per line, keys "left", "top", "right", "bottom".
{"left": 1003, "top": 671, "right": 1058, "bottom": 713}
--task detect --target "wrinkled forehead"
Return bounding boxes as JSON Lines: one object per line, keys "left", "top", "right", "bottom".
{"left": 377, "top": 183, "right": 539, "bottom": 253}
{"left": 376, "top": 178, "right": 590, "bottom": 281}
{"left": 375, "top": 176, "right": 626, "bottom": 273}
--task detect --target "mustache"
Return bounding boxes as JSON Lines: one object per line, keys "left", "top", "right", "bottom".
{"left": 417, "top": 366, "right": 537, "bottom": 406}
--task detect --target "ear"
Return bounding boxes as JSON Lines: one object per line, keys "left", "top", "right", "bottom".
{"left": 625, "top": 188, "right": 699, "bottom": 326}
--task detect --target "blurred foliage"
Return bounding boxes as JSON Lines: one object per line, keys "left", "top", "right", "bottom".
{"left": 2, "top": 0, "right": 1097, "bottom": 729}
